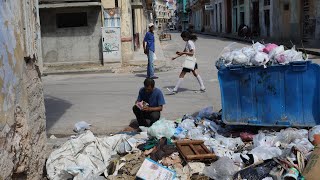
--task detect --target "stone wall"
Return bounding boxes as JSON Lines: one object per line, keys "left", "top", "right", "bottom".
{"left": 0, "top": 0, "right": 47, "bottom": 179}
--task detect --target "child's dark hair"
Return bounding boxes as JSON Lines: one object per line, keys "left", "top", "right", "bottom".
{"left": 181, "top": 31, "right": 198, "bottom": 41}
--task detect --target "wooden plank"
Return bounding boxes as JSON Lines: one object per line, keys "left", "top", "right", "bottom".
{"left": 176, "top": 140, "right": 204, "bottom": 145}
{"left": 189, "top": 144, "right": 200, "bottom": 155}
{"left": 176, "top": 140, "right": 216, "bottom": 162}
{"left": 187, "top": 154, "right": 216, "bottom": 159}
{"left": 200, "top": 143, "right": 211, "bottom": 154}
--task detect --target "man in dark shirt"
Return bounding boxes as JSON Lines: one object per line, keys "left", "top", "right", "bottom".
{"left": 133, "top": 78, "right": 165, "bottom": 127}
{"left": 143, "top": 23, "right": 158, "bottom": 79}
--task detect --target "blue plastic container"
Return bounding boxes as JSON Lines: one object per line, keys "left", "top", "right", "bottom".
{"left": 218, "top": 61, "right": 320, "bottom": 127}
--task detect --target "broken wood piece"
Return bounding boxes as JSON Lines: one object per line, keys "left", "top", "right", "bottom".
{"left": 175, "top": 140, "right": 216, "bottom": 162}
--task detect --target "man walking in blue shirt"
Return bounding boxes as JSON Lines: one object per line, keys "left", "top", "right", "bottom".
{"left": 133, "top": 78, "right": 165, "bottom": 127}
{"left": 143, "top": 23, "right": 158, "bottom": 79}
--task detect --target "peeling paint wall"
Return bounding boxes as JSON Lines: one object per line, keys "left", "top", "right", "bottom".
{"left": 0, "top": 0, "right": 47, "bottom": 179}
{"left": 120, "top": 0, "right": 134, "bottom": 64}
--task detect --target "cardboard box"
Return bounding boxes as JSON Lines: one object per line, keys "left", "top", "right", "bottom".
{"left": 303, "top": 146, "right": 320, "bottom": 180}
{"left": 136, "top": 158, "right": 176, "bottom": 180}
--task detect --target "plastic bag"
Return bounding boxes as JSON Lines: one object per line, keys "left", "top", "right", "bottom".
{"left": 269, "top": 45, "right": 284, "bottom": 59}
{"left": 252, "top": 42, "right": 265, "bottom": 52}
{"left": 215, "top": 134, "right": 244, "bottom": 150}
{"left": 174, "top": 127, "right": 187, "bottom": 139}
{"left": 309, "top": 125, "right": 320, "bottom": 142}
{"left": 263, "top": 43, "right": 278, "bottom": 54}
{"left": 291, "top": 51, "right": 303, "bottom": 62}
{"left": 289, "top": 138, "right": 314, "bottom": 154}
{"left": 275, "top": 128, "right": 308, "bottom": 145}
{"left": 179, "top": 119, "right": 196, "bottom": 131}
{"left": 196, "top": 106, "right": 214, "bottom": 120}
{"left": 221, "top": 52, "right": 233, "bottom": 63}
{"left": 147, "top": 119, "right": 175, "bottom": 139}
{"left": 253, "top": 133, "right": 277, "bottom": 147}
{"left": 251, "top": 52, "right": 270, "bottom": 67}
{"left": 232, "top": 51, "right": 250, "bottom": 65}
{"left": 218, "top": 42, "right": 241, "bottom": 66}
{"left": 275, "top": 49, "right": 293, "bottom": 64}
{"left": 200, "top": 119, "right": 219, "bottom": 133}
{"left": 250, "top": 146, "right": 282, "bottom": 161}
{"left": 242, "top": 47, "right": 256, "bottom": 61}
{"left": 275, "top": 46, "right": 304, "bottom": 64}
{"left": 117, "top": 137, "right": 133, "bottom": 154}
{"left": 187, "top": 127, "right": 205, "bottom": 140}
{"left": 73, "top": 121, "right": 91, "bottom": 133}
{"left": 233, "top": 159, "right": 278, "bottom": 180}
{"left": 203, "top": 157, "right": 239, "bottom": 180}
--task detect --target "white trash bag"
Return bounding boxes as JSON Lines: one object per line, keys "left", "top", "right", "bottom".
{"left": 242, "top": 47, "right": 256, "bottom": 61}
{"left": 147, "top": 119, "right": 175, "bottom": 139}
{"left": 74, "top": 121, "right": 91, "bottom": 133}
{"left": 232, "top": 51, "right": 250, "bottom": 65}
{"left": 269, "top": 45, "right": 285, "bottom": 59}
{"left": 252, "top": 42, "right": 265, "bottom": 52}
{"left": 251, "top": 52, "right": 270, "bottom": 67}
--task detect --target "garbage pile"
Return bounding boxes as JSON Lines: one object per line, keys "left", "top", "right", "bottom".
{"left": 46, "top": 107, "right": 320, "bottom": 180}
{"left": 216, "top": 42, "right": 308, "bottom": 69}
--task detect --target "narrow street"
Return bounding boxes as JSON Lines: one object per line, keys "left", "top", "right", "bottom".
{"left": 44, "top": 33, "right": 248, "bottom": 135}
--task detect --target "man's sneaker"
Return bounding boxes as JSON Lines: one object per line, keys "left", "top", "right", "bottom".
{"left": 167, "top": 88, "right": 177, "bottom": 94}
{"left": 150, "top": 76, "right": 159, "bottom": 79}
{"left": 200, "top": 88, "right": 206, "bottom": 92}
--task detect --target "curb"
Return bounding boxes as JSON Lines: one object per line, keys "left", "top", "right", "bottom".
{"left": 42, "top": 69, "right": 113, "bottom": 76}
{"left": 297, "top": 48, "right": 320, "bottom": 56}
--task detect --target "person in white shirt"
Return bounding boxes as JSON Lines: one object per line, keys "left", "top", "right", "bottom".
{"left": 168, "top": 31, "right": 206, "bottom": 94}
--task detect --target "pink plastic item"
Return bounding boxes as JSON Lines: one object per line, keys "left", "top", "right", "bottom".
{"left": 263, "top": 43, "right": 278, "bottom": 54}
{"left": 136, "top": 101, "right": 144, "bottom": 110}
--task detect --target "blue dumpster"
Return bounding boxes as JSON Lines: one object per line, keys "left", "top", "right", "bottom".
{"left": 218, "top": 61, "right": 320, "bottom": 127}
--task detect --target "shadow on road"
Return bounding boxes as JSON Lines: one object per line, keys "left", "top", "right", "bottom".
{"left": 45, "top": 95, "right": 72, "bottom": 131}
{"left": 162, "top": 86, "right": 197, "bottom": 95}
{"left": 134, "top": 74, "right": 147, "bottom": 78}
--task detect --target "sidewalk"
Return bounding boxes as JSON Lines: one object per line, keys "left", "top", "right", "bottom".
{"left": 199, "top": 32, "right": 320, "bottom": 56}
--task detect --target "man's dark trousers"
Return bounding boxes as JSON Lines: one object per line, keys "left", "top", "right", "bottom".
{"left": 132, "top": 106, "right": 160, "bottom": 127}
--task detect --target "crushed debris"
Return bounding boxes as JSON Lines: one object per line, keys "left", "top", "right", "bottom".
{"left": 46, "top": 106, "right": 319, "bottom": 180}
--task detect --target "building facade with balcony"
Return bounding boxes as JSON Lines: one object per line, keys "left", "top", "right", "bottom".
{"left": 189, "top": 0, "right": 211, "bottom": 32}
{"left": 176, "top": 0, "right": 189, "bottom": 31}
{"left": 167, "top": 0, "right": 177, "bottom": 27}
{"left": 153, "top": 0, "right": 171, "bottom": 29}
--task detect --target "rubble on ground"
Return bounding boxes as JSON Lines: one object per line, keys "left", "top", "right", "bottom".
{"left": 46, "top": 107, "right": 320, "bottom": 180}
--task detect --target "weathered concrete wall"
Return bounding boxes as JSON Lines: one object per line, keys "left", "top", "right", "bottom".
{"left": 40, "top": 6, "right": 103, "bottom": 65}
{"left": 120, "top": 0, "right": 134, "bottom": 65}
{"left": 271, "top": 0, "right": 301, "bottom": 40}
{"left": 0, "top": 0, "right": 47, "bottom": 179}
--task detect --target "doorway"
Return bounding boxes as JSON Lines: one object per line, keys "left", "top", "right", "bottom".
{"left": 252, "top": 1, "right": 259, "bottom": 36}
{"left": 226, "top": 0, "right": 232, "bottom": 33}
